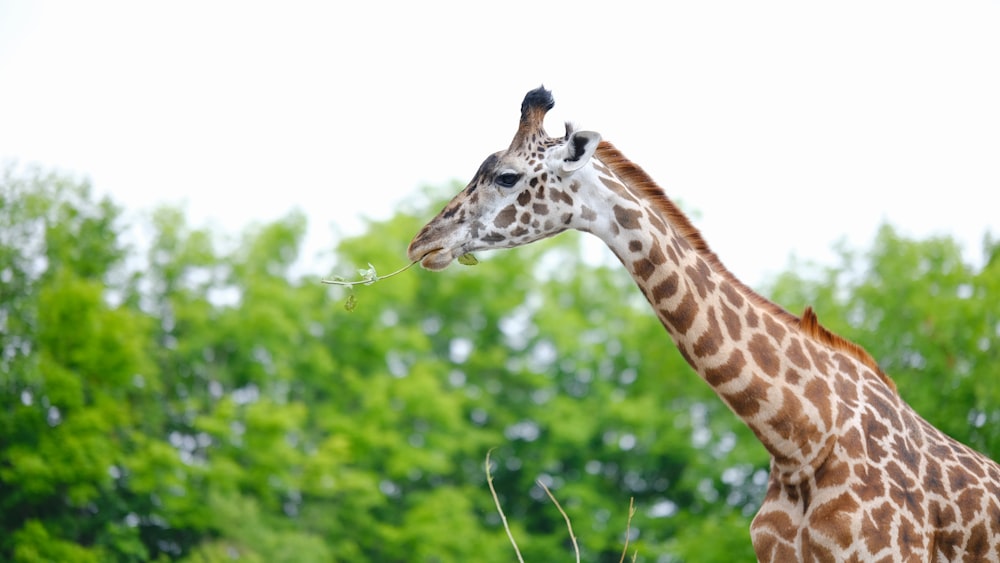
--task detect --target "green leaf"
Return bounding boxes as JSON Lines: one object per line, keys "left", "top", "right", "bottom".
{"left": 359, "top": 263, "right": 378, "bottom": 285}
{"left": 458, "top": 253, "right": 479, "bottom": 266}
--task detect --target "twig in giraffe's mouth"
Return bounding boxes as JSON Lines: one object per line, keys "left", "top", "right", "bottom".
{"left": 320, "top": 259, "right": 420, "bottom": 287}
{"left": 319, "top": 250, "right": 478, "bottom": 310}
{"left": 321, "top": 258, "right": 425, "bottom": 311}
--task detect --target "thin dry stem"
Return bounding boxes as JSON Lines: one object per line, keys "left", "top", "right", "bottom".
{"left": 618, "top": 497, "right": 636, "bottom": 563}
{"left": 538, "top": 480, "right": 581, "bottom": 563}
{"left": 486, "top": 449, "right": 526, "bottom": 563}
{"left": 487, "top": 451, "right": 639, "bottom": 562}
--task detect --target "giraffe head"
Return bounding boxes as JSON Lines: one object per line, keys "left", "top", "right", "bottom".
{"left": 407, "top": 87, "right": 601, "bottom": 270}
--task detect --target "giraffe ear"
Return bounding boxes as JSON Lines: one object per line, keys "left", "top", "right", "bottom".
{"left": 558, "top": 130, "right": 601, "bottom": 172}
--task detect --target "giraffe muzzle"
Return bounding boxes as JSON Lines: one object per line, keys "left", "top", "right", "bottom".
{"left": 414, "top": 248, "right": 454, "bottom": 271}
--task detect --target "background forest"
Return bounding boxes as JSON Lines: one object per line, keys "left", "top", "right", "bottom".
{"left": 2, "top": 165, "right": 998, "bottom": 562}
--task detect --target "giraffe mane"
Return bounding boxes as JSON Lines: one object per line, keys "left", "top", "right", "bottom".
{"left": 799, "top": 307, "right": 895, "bottom": 390}
{"left": 594, "top": 140, "right": 896, "bottom": 392}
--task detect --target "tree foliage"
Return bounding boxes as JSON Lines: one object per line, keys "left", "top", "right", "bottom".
{"left": 770, "top": 227, "right": 1000, "bottom": 457}
{"left": 1, "top": 165, "right": 997, "bottom": 561}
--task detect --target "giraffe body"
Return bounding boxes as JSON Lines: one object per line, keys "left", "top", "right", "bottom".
{"left": 407, "top": 87, "right": 1000, "bottom": 561}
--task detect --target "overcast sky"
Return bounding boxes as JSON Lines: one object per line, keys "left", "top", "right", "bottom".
{"left": 2, "top": 1, "right": 998, "bottom": 287}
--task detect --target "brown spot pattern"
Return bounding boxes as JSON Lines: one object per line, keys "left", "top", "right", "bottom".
{"left": 664, "top": 290, "right": 698, "bottom": 335}
{"left": 632, "top": 258, "right": 656, "bottom": 281}
{"left": 786, "top": 338, "right": 811, "bottom": 369}
{"left": 692, "top": 306, "right": 723, "bottom": 358}
{"left": 809, "top": 492, "right": 860, "bottom": 549}
{"left": 601, "top": 176, "right": 639, "bottom": 202}
{"left": 720, "top": 303, "right": 742, "bottom": 341}
{"left": 816, "top": 458, "right": 851, "bottom": 489}
{"left": 648, "top": 244, "right": 666, "bottom": 265}
{"left": 493, "top": 204, "right": 517, "bottom": 228}
{"left": 704, "top": 349, "right": 746, "bottom": 387}
{"left": 613, "top": 205, "right": 642, "bottom": 229}
{"left": 665, "top": 244, "right": 679, "bottom": 265}
{"left": 966, "top": 522, "right": 991, "bottom": 561}
{"left": 864, "top": 502, "right": 894, "bottom": 554}
{"left": 749, "top": 333, "right": 780, "bottom": 377}
{"left": 886, "top": 464, "right": 925, "bottom": 523}
{"left": 842, "top": 428, "right": 863, "bottom": 458}
{"left": 650, "top": 272, "right": 679, "bottom": 303}
{"left": 754, "top": 510, "right": 797, "bottom": 543}
{"left": 764, "top": 314, "right": 787, "bottom": 343}
{"left": 551, "top": 188, "right": 573, "bottom": 205}
{"left": 720, "top": 283, "right": 744, "bottom": 308}
{"left": 647, "top": 213, "right": 668, "bottom": 234}
{"left": 770, "top": 388, "right": 813, "bottom": 445}
{"left": 685, "top": 259, "right": 716, "bottom": 299}
{"left": 784, "top": 367, "right": 801, "bottom": 386}
{"left": 803, "top": 378, "right": 833, "bottom": 429}
{"left": 804, "top": 339, "right": 829, "bottom": 372}
{"left": 724, "top": 375, "right": 767, "bottom": 417}
{"left": 864, "top": 413, "right": 890, "bottom": 463}
{"left": 853, "top": 464, "right": 887, "bottom": 502}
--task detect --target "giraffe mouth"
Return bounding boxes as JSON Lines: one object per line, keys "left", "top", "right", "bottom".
{"left": 418, "top": 248, "right": 455, "bottom": 271}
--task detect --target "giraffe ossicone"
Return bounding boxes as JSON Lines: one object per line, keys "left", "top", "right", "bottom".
{"left": 407, "top": 87, "right": 1000, "bottom": 562}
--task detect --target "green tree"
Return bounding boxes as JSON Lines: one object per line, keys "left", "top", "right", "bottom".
{"left": 1, "top": 165, "right": 160, "bottom": 561}
{"left": 769, "top": 225, "right": 1000, "bottom": 460}
{"left": 3, "top": 165, "right": 996, "bottom": 562}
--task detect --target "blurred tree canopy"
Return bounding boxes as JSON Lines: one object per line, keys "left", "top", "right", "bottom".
{"left": 1, "top": 164, "right": 997, "bottom": 562}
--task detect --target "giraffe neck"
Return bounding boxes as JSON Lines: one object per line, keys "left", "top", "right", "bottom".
{"left": 583, "top": 141, "right": 889, "bottom": 482}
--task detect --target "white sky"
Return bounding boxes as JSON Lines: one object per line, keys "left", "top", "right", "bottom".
{"left": 2, "top": 1, "right": 998, "bottom": 287}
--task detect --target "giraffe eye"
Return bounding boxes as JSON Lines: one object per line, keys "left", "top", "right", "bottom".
{"left": 495, "top": 172, "right": 522, "bottom": 189}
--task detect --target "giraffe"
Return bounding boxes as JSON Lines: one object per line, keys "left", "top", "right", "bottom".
{"left": 406, "top": 87, "right": 1000, "bottom": 561}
